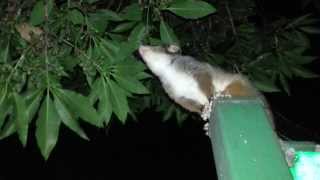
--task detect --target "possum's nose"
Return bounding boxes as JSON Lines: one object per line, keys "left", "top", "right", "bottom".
{"left": 138, "top": 45, "right": 151, "bottom": 56}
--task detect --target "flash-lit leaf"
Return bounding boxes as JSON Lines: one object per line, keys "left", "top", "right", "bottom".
{"left": 36, "top": 93, "right": 61, "bottom": 160}
{"left": 108, "top": 80, "right": 129, "bottom": 123}
{"left": 299, "top": 26, "right": 320, "bottom": 34}
{"left": 285, "top": 14, "right": 312, "bottom": 29}
{"left": 121, "top": 3, "right": 142, "bottom": 21}
{"left": 253, "top": 80, "right": 280, "bottom": 92}
{"left": 135, "top": 72, "right": 152, "bottom": 80}
{"left": 160, "top": 20, "right": 179, "bottom": 45}
{"left": 30, "top": 1, "right": 45, "bottom": 25}
{"left": 97, "top": 38, "right": 118, "bottom": 63}
{"left": 55, "top": 89, "right": 102, "bottom": 127}
{"left": 99, "top": 38, "right": 120, "bottom": 54}
{"left": 292, "top": 67, "right": 319, "bottom": 78}
{"left": 85, "top": 0, "right": 99, "bottom": 4}
{"left": 95, "top": 9, "right": 123, "bottom": 22}
{"left": 13, "top": 93, "right": 29, "bottom": 146}
{"left": 96, "top": 78, "right": 112, "bottom": 124}
{"left": 67, "top": 9, "right": 84, "bottom": 25}
{"left": 0, "top": 43, "right": 10, "bottom": 63}
{"left": 163, "top": 104, "right": 175, "bottom": 121}
{"left": 117, "top": 42, "right": 138, "bottom": 61}
{"left": 279, "top": 74, "right": 290, "bottom": 95}
{"left": 115, "top": 57, "right": 146, "bottom": 76}
{"left": 176, "top": 108, "right": 188, "bottom": 125}
{"left": 25, "top": 90, "right": 43, "bottom": 123}
{"left": 128, "top": 23, "right": 146, "bottom": 47}
{"left": 115, "top": 75, "right": 149, "bottom": 94}
{"left": 165, "top": 0, "right": 216, "bottom": 19}
{"left": 0, "top": 93, "right": 12, "bottom": 130}
{"left": 30, "top": 0, "right": 54, "bottom": 25}
{"left": 112, "top": 22, "right": 137, "bottom": 33}
{"left": 87, "top": 13, "right": 108, "bottom": 33}
{"left": 53, "top": 93, "right": 88, "bottom": 140}
{"left": 0, "top": 117, "right": 16, "bottom": 140}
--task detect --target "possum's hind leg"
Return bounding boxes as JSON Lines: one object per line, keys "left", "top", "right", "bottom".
{"left": 223, "top": 78, "right": 257, "bottom": 97}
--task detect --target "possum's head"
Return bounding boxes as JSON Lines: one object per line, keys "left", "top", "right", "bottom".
{"left": 138, "top": 45, "right": 181, "bottom": 73}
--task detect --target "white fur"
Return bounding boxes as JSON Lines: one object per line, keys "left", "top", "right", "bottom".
{"left": 139, "top": 46, "right": 209, "bottom": 105}
{"left": 161, "top": 67, "right": 209, "bottom": 105}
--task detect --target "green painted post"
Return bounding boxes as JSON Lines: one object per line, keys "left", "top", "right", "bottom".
{"left": 209, "top": 98, "right": 293, "bottom": 180}
{"left": 285, "top": 141, "right": 318, "bottom": 152}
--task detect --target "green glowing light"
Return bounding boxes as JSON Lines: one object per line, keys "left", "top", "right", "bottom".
{"left": 290, "top": 152, "right": 320, "bottom": 180}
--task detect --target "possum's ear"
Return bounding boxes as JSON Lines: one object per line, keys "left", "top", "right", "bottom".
{"left": 167, "top": 45, "right": 181, "bottom": 54}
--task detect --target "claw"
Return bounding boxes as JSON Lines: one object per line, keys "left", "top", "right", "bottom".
{"left": 201, "top": 99, "right": 213, "bottom": 121}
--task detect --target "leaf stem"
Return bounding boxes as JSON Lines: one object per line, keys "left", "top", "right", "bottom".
{"left": 44, "top": 1, "right": 50, "bottom": 91}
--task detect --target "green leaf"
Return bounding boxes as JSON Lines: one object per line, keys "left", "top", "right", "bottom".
{"left": 0, "top": 96, "right": 12, "bottom": 129}
{"left": 99, "top": 38, "right": 120, "bottom": 54}
{"left": 87, "top": 13, "right": 108, "bottom": 33}
{"left": 165, "top": 0, "right": 216, "bottom": 19}
{"left": 285, "top": 14, "right": 313, "bottom": 29}
{"left": 160, "top": 20, "right": 179, "bottom": 45}
{"left": 67, "top": 9, "right": 84, "bottom": 25}
{"left": 117, "top": 42, "right": 138, "bottom": 61}
{"left": 36, "top": 93, "right": 61, "bottom": 159}
{"left": 107, "top": 80, "right": 129, "bottom": 123}
{"left": 135, "top": 72, "right": 152, "bottom": 80}
{"left": 25, "top": 90, "right": 43, "bottom": 123}
{"left": 163, "top": 104, "right": 175, "bottom": 121}
{"left": 0, "top": 43, "right": 10, "bottom": 63}
{"left": 97, "top": 38, "right": 118, "bottom": 63}
{"left": 96, "top": 78, "right": 112, "bottom": 124}
{"left": 284, "top": 51, "right": 317, "bottom": 64}
{"left": 13, "top": 93, "right": 29, "bottom": 146}
{"left": 128, "top": 23, "right": 146, "bottom": 48}
{"left": 30, "top": 0, "right": 54, "bottom": 25}
{"left": 253, "top": 80, "right": 280, "bottom": 92}
{"left": 55, "top": 89, "right": 102, "bottom": 127}
{"left": 279, "top": 74, "right": 290, "bottom": 95}
{"left": 95, "top": 9, "right": 123, "bottom": 22}
{"left": 85, "top": 0, "right": 99, "bottom": 4}
{"left": 53, "top": 93, "right": 88, "bottom": 140}
{"left": 121, "top": 3, "right": 142, "bottom": 21}
{"left": 47, "top": 0, "right": 54, "bottom": 17}
{"left": 0, "top": 117, "right": 16, "bottom": 140}
{"left": 30, "top": 1, "right": 45, "bottom": 25}
{"left": 292, "top": 67, "right": 319, "bottom": 78}
{"left": 112, "top": 22, "right": 137, "bottom": 33}
{"left": 115, "top": 57, "right": 146, "bottom": 76}
{"left": 114, "top": 75, "right": 149, "bottom": 94}
{"left": 299, "top": 26, "right": 320, "bottom": 34}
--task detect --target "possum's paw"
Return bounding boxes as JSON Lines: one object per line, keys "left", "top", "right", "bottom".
{"left": 284, "top": 147, "right": 296, "bottom": 167}
{"left": 201, "top": 100, "right": 213, "bottom": 121}
{"left": 279, "top": 140, "right": 296, "bottom": 167}
{"left": 203, "top": 122, "right": 209, "bottom": 136}
{"left": 201, "top": 104, "right": 211, "bottom": 121}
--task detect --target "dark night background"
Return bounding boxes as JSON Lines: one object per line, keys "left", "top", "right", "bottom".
{"left": 1, "top": 0, "right": 320, "bottom": 179}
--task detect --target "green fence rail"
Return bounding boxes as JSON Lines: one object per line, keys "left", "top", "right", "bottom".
{"left": 208, "top": 98, "right": 293, "bottom": 180}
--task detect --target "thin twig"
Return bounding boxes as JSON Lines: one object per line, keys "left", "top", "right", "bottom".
{"left": 225, "top": 1, "right": 237, "bottom": 36}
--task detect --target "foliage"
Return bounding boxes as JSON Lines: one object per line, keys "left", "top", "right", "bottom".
{"left": 0, "top": 0, "right": 318, "bottom": 159}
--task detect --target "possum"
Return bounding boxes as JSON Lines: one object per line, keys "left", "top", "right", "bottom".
{"left": 138, "top": 44, "right": 259, "bottom": 120}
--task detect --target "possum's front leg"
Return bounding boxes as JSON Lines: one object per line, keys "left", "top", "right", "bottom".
{"left": 201, "top": 98, "right": 214, "bottom": 121}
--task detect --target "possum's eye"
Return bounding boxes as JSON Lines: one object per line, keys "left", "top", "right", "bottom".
{"left": 166, "top": 45, "right": 181, "bottom": 54}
